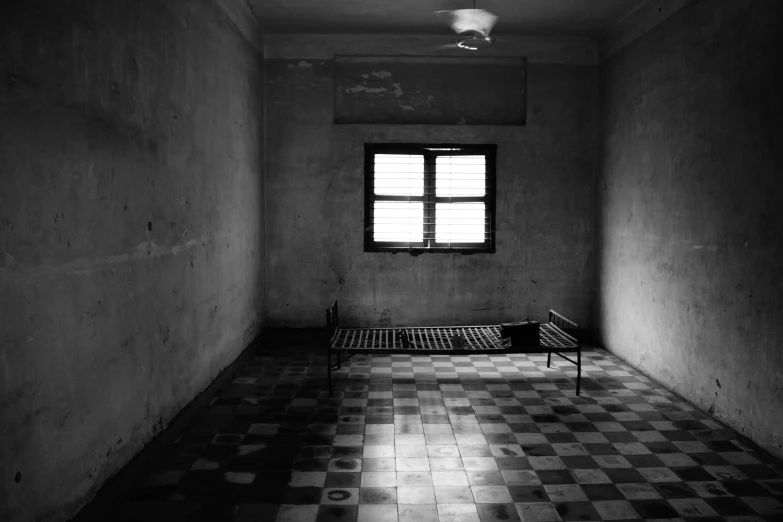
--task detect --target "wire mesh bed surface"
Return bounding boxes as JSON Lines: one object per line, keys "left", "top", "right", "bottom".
{"left": 330, "top": 323, "right": 577, "bottom": 353}
{"left": 325, "top": 300, "right": 583, "bottom": 394}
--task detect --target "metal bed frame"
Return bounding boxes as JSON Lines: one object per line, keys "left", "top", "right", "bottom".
{"left": 325, "top": 300, "right": 582, "bottom": 395}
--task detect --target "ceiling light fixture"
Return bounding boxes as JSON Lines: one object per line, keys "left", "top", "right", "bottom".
{"left": 436, "top": 0, "right": 498, "bottom": 51}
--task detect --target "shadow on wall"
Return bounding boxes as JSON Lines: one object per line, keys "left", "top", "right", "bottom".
{"left": 0, "top": 0, "right": 266, "bottom": 521}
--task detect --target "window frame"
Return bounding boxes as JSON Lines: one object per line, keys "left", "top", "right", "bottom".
{"left": 364, "top": 143, "right": 497, "bottom": 254}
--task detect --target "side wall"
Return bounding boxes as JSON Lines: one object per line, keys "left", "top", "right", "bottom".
{"left": 265, "top": 35, "right": 598, "bottom": 328}
{"left": 0, "top": 1, "right": 265, "bottom": 520}
{"left": 598, "top": 0, "right": 783, "bottom": 458}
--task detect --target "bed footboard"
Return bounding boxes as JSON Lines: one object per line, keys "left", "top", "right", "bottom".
{"left": 325, "top": 300, "right": 357, "bottom": 395}
{"left": 326, "top": 301, "right": 336, "bottom": 394}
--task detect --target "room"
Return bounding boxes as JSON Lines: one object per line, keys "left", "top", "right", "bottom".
{"left": 1, "top": 0, "right": 781, "bottom": 521}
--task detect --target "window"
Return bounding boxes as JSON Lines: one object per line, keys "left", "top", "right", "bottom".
{"left": 364, "top": 143, "right": 496, "bottom": 253}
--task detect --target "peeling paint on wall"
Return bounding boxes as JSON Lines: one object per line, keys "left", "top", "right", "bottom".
{"left": 345, "top": 84, "right": 387, "bottom": 94}
{"left": 334, "top": 56, "right": 527, "bottom": 125}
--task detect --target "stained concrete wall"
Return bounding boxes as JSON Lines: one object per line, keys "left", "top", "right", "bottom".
{"left": 265, "top": 36, "right": 598, "bottom": 328}
{"left": 597, "top": 0, "right": 783, "bottom": 459}
{"left": 0, "top": 1, "right": 265, "bottom": 520}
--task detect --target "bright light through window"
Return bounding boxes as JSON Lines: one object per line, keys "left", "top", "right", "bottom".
{"left": 436, "top": 203, "right": 486, "bottom": 243}
{"left": 374, "top": 201, "right": 423, "bottom": 242}
{"left": 365, "top": 144, "right": 495, "bottom": 252}
{"left": 374, "top": 154, "right": 424, "bottom": 196}
{"left": 436, "top": 155, "right": 486, "bottom": 197}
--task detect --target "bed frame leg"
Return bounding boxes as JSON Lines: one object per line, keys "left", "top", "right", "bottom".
{"left": 576, "top": 347, "right": 582, "bottom": 396}
{"left": 327, "top": 345, "right": 333, "bottom": 397}
{"left": 547, "top": 350, "right": 552, "bottom": 368}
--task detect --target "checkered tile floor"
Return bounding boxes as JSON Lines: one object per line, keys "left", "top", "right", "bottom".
{"left": 112, "top": 342, "right": 783, "bottom": 522}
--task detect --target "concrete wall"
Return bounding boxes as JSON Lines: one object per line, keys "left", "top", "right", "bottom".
{"left": 597, "top": 0, "right": 783, "bottom": 459}
{"left": 0, "top": 1, "right": 265, "bottom": 520}
{"left": 264, "top": 35, "right": 598, "bottom": 328}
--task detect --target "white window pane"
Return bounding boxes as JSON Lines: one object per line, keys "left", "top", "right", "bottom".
{"left": 436, "top": 203, "right": 485, "bottom": 243}
{"left": 436, "top": 155, "right": 486, "bottom": 197}
{"left": 374, "top": 201, "right": 423, "bottom": 242}
{"left": 374, "top": 154, "right": 424, "bottom": 196}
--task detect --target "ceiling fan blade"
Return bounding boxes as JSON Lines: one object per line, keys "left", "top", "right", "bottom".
{"left": 435, "top": 43, "right": 461, "bottom": 49}
{"left": 435, "top": 9, "right": 498, "bottom": 37}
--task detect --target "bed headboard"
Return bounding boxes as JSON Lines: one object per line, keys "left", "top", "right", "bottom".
{"left": 326, "top": 300, "right": 339, "bottom": 337}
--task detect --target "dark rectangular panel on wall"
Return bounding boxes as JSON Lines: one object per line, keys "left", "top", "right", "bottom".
{"left": 334, "top": 56, "right": 526, "bottom": 125}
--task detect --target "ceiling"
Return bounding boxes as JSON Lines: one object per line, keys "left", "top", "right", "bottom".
{"left": 249, "top": 0, "right": 647, "bottom": 37}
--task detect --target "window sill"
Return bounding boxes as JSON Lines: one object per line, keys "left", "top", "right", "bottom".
{"left": 365, "top": 247, "right": 495, "bottom": 255}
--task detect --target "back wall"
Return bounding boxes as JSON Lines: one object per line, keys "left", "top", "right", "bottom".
{"left": 264, "top": 35, "right": 598, "bottom": 328}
